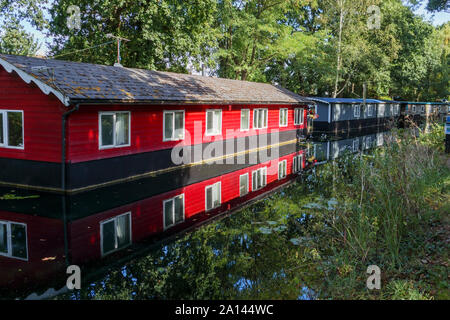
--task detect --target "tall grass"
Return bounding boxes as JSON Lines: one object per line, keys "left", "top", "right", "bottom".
{"left": 310, "top": 125, "right": 448, "bottom": 268}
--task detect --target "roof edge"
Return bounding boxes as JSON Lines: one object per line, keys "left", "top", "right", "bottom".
{"left": 0, "top": 56, "right": 70, "bottom": 106}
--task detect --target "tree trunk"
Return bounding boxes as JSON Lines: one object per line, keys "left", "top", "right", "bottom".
{"left": 333, "top": 0, "right": 345, "bottom": 98}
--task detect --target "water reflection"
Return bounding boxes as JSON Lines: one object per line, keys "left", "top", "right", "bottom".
{"left": 1, "top": 126, "right": 393, "bottom": 300}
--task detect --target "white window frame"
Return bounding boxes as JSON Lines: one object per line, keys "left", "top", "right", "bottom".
{"left": 98, "top": 111, "right": 131, "bottom": 149}
{"left": 352, "top": 138, "right": 360, "bottom": 152}
{"left": 252, "top": 167, "right": 267, "bottom": 191}
{"left": 278, "top": 160, "right": 287, "bottom": 180}
{"left": 292, "top": 154, "right": 303, "bottom": 173}
{"left": 0, "top": 110, "right": 24, "bottom": 150}
{"left": 240, "top": 109, "right": 250, "bottom": 132}
{"left": 411, "top": 105, "right": 416, "bottom": 113}
{"left": 205, "top": 182, "right": 221, "bottom": 211}
{"left": 100, "top": 212, "right": 132, "bottom": 257}
{"left": 367, "top": 104, "right": 374, "bottom": 117}
{"left": 163, "top": 194, "right": 185, "bottom": 230}
{"left": 0, "top": 220, "right": 28, "bottom": 261}
{"left": 279, "top": 108, "right": 288, "bottom": 127}
{"left": 163, "top": 110, "right": 185, "bottom": 141}
{"left": 294, "top": 108, "right": 304, "bottom": 125}
{"left": 205, "top": 109, "right": 222, "bottom": 136}
{"left": 364, "top": 136, "right": 372, "bottom": 150}
{"left": 239, "top": 173, "right": 249, "bottom": 197}
{"left": 253, "top": 108, "right": 268, "bottom": 129}
{"left": 353, "top": 105, "right": 361, "bottom": 118}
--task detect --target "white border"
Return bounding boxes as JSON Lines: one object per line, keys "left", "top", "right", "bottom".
{"left": 240, "top": 109, "right": 250, "bottom": 132}
{"left": 100, "top": 212, "right": 132, "bottom": 257}
{"left": 163, "top": 194, "right": 185, "bottom": 230}
{"left": 205, "top": 109, "right": 222, "bottom": 136}
{"left": 0, "top": 110, "right": 24, "bottom": 150}
{"left": 205, "top": 181, "right": 221, "bottom": 211}
{"left": 279, "top": 108, "right": 288, "bottom": 127}
{"left": 0, "top": 220, "right": 28, "bottom": 261}
{"left": 253, "top": 108, "right": 268, "bottom": 129}
{"left": 239, "top": 173, "right": 249, "bottom": 197}
{"left": 294, "top": 108, "right": 304, "bottom": 125}
{"left": 163, "top": 110, "right": 185, "bottom": 142}
{"left": 98, "top": 111, "right": 131, "bottom": 150}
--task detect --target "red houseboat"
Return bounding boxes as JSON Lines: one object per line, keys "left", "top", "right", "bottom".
{"left": 0, "top": 54, "right": 313, "bottom": 194}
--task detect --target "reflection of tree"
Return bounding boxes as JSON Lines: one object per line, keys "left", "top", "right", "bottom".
{"left": 70, "top": 185, "right": 325, "bottom": 300}
{"left": 7, "top": 112, "right": 23, "bottom": 147}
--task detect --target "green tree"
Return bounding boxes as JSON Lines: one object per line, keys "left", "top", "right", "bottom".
{"left": 48, "top": 0, "right": 218, "bottom": 72}
{"left": 0, "top": 21, "right": 41, "bottom": 55}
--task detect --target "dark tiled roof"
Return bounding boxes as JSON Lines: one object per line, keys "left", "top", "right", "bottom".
{"left": 0, "top": 54, "right": 313, "bottom": 106}
{"left": 309, "top": 97, "right": 383, "bottom": 104}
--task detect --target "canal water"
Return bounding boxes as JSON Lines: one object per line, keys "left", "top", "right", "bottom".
{"left": 1, "top": 127, "right": 395, "bottom": 300}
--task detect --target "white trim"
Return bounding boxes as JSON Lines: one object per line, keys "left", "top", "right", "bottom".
{"left": 353, "top": 105, "right": 361, "bottom": 118}
{"left": 327, "top": 103, "right": 331, "bottom": 123}
{"left": 163, "top": 110, "right": 185, "bottom": 142}
{"left": 279, "top": 108, "right": 288, "bottom": 127}
{"left": 0, "top": 220, "right": 28, "bottom": 261}
{"left": 0, "top": 110, "right": 24, "bottom": 149}
{"left": 294, "top": 108, "right": 304, "bottom": 125}
{"left": 251, "top": 167, "right": 267, "bottom": 191}
{"left": 352, "top": 138, "right": 359, "bottom": 152}
{"left": 239, "top": 173, "right": 249, "bottom": 197}
{"left": 0, "top": 57, "right": 70, "bottom": 106}
{"left": 253, "top": 108, "right": 268, "bottom": 129}
{"left": 163, "top": 194, "right": 185, "bottom": 230}
{"left": 240, "top": 109, "right": 250, "bottom": 132}
{"left": 292, "top": 154, "right": 303, "bottom": 173}
{"left": 278, "top": 159, "right": 287, "bottom": 180}
{"left": 98, "top": 111, "right": 131, "bottom": 149}
{"left": 205, "top": 109, "right": 222, "bottom": 136}
{"left": 100, "top": 212, "right": 132, "bottom": 257}
{"left": 205, "top": 181, "right": 221, "bottom": 211}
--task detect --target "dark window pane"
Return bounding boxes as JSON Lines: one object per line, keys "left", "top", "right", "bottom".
{"left": 115, "top": 113, "right": 129, "bottom": 146}
{"left": 116, "top": 214, "right": 130, "bottom": 249}
{"left": 174, "top": 196, "right": 184, "bottom": 223}
{"left": 206, "top": 187, "right": 212, "bottom": 210}
{"left": 101, "top": 114, "right": 114, "bottom": 146}
{"left": 11, "top": 224, "right": 27, "bottom": 259}
{"left": 164, "top": 112, "right": 173, "bottom": 140}
{"left": 164, "top": 200, "right": 174, "bottom": 227}
{"left": 102, "top": 220, "right": 116, "bottom": 254}
{"left": 7, "top": 112, "right": 23, "bottom": 147}
{"left": 0, "top": 223, "right": 7, "bottom": 254}
{"left": 174, "top": 112, "right": 184, "bottom": 139}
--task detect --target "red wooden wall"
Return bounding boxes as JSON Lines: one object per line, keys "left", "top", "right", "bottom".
{"left": 0, "top": 68, "right": 65, "bottom": 163}
{"left": 67, "top": 104, "right": 307, "bottom": 163}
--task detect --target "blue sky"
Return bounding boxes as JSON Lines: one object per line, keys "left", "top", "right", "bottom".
{"left": 19, "top": 2, "right": 450, "bottom": 56}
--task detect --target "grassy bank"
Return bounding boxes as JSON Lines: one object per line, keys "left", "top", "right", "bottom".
{"left": 295, "top": 124, "right": 449, "bottom": 299}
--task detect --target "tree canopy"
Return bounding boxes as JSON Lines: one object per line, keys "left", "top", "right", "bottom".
{"left": 0, "top": 0, "right": 448, "bottom": 101}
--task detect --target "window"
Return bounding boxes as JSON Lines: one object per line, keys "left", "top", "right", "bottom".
{"left": 206, "top": 109, "right": 222, "bottom": 136}
{"left": 253, "top": 109, "right": 268, "bottom": 129}
{"left": 294, "top": 108, "right": 304, "bottom": 125}
{"left": 0, "top": 221, "right": 27, "bottom": 260}
{"left": 377, "top": 133, "right": 383, "bottom": 147}
{"left": 364, "top": 136, "right": 372, "bottom": 150}
{"left": 241, "top": 109, "right": 250, "bottom": 131}
{"left": 279, "top": 108, "right": 288, "bottom": 127}
{"left": 164, "top": 110, "right": 184, "bottom": 141}
{"left": 421, "top": 106, "right": 425, "bottom": 113}
{"left": 163, "top": 194, "right": 185, "bottom": 229}
{"left": 352, "top": 139, "right": 359, "bottom": 152}
{"left": 100, "top": 212, "right": 131, "bottom": 256}
{"left": 278, "top": 160, "right": 287, "bottom": 180}
{"left": 239, "top": 173, "right": 249, "bottom": 196}
{"left": 292, "top": 154, "right": 303, "bottom": 173}
{"left": 354, "top": 105, "right": 361, "bottom": 118}
{"left": 0, "top": 110, "right": 24, "bottom": 149}
{"left": 252, "top": 167, "right": 267, "bottom": 191}
{"left": 367, "top": 104, "right": 374, "bottom": 117}
{"left": 411, "top": 105, "right": 416, "bottom": 113}
{"left": 205, "top": 182, "right": 221, "bottom": 211}
{"left": 99, "top": 111, "right": 130, "bottom": 149}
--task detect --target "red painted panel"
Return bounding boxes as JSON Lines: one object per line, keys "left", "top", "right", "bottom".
{"left": 67, "top": 104, "right": 307, "bottom": 163}
{"left": 0, "top": 68, "right": 65, "bottom": 163}
{"left": 69, "top": 150, "right": 305, "bottom": 263}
